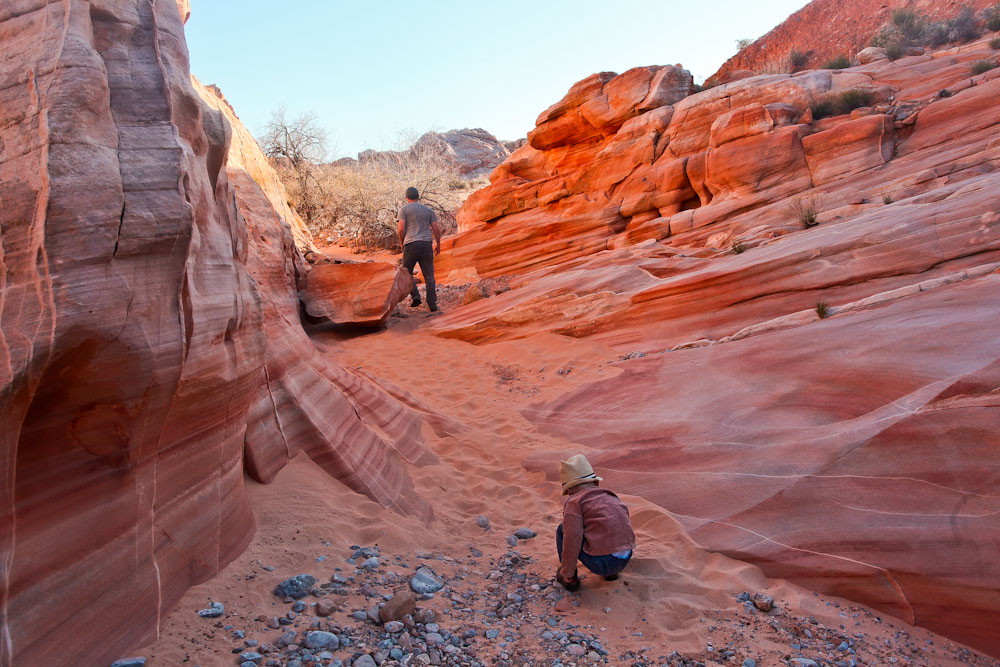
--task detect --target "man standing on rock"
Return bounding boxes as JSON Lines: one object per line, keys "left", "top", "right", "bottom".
{"left": 556, "top": 454, "right": 636, "bottom": 591}
{"left": 398, "top": 186, "right": 442, "bottom": 312}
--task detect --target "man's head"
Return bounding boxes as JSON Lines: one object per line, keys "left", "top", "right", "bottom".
{"left": 559, "top": 454, "right": 602, "bottom": 495}
{"left": 405, "top": 186, "right": 420, "bottom": 201}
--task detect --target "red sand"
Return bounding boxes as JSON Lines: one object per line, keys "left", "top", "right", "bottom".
{"left": 143, "top": 315, "right": 996, "bottom": 666}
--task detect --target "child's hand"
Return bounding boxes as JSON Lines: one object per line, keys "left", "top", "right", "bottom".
{"left": 556, "top": 570, "right": 580, "bottom": 592}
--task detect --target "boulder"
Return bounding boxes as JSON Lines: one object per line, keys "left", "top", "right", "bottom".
{"left": 299, "top": 263, "right": 414, "bottom": 326}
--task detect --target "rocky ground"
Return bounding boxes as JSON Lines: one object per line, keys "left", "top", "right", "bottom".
{"left": 135, "top": 532, "right": 996, "bottom": 667}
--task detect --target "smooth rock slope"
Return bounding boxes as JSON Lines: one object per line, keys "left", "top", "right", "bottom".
{"left": 0, "top": 2, "right": 427, "bottom": 665}
{"left": 429, "top": 40, "right": 1000, "bottom": 657}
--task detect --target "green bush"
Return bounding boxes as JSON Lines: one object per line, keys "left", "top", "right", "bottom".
{"left": 810, "top": 89, "right": 875, "bottom": 119}
{"left": 731, "top": 238, "right": 747, "bottom": 254}
{"left": 971, "top": 59, "right": 998, "bottom": 75}
{"left": 883, "top": 194, "right": 895, "bottom": 205}
{"left": 892, "top": 9, "right": 926, "bottom": 41}
{"left": 815, "top": 301, "right": 831, "bottom": 319}
{"left": 991, "top": 37, "right": 1000, "bottom": 49}
{"left": 823, "top": 55, "right": 852, "bottom": 69}
{"left": 788, "top": 50, "right": 809, "bottom": 72}
{"left": 885, "top": 42, "right": 905, "bottom": 60}
{"left": 988, "top": 14, "right": 1000, "bottom": 32}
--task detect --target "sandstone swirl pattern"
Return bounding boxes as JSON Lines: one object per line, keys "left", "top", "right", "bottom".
{"left": 0, "top": 2, "right": 427, "bottom": 665}
{"left": 430, "top": 48, "right": 1000, "bottom": 656}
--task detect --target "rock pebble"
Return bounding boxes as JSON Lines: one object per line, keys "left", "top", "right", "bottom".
{"left": 304, "top": 630, "right": 340, "bottom": 650}
{"left": 475, "top": 515, "right": 491, "bottom": 531}
{"left": 352, "top": 655, "right": 377, "bottom": 667}
{"left": 315, "top": 598, "right": 337, "bottom": 616}
{"left": 238, "top": 651, "right": 263, "bottom": 663}
{"left": 752, "top": 593, "right": 774, "bottom": 612}
{"left": 273, "top": 574, "right": 316, "bottom": 600}
{"left": 196, "top": 602, "right": 224, "bottom": 618}
{"left": 110, "top": 659, "right": 146, "bottom": 667}
{"left": 379, "top": 590, "right": 416, "bottom": 622}
{"left": 409, "top": 566, "right": 444, "bottom": 594}
{"left": 513, "top": 527, "right": 536, "bottom": 540}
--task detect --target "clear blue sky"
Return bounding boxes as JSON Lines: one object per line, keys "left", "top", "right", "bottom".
{"left": 185, "top": 0, "right": 808, "bottom": 159}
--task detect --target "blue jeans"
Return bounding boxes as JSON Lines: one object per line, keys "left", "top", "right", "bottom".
{"left": 556, "top": 524, "right": 631, "bottom": 578}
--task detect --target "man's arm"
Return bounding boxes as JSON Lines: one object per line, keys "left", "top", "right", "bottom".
{"left": 398, "top": 218, "right": 406, "bottom": 249}
{"left": 431, "top": 220, "right": 442, "bottom": 255}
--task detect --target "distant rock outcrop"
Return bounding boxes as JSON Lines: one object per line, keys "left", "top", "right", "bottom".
{"left": 712, "top": 0, "right": 997, "bottom": 80}
{"left": 356, "top": 128, "right": 514, "bottom": 176}
{"left": 0, "top": 2, "right": 428, "bottom": 665}
{"left": 432, "top": 43, "right": 1000, "bottom": 657}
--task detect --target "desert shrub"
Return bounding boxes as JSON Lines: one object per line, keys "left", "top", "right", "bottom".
{"left": 736, "top": 38, "right": 754, "bottom": 51}
{"left": 840, "top": 88, "right": 875, "bottom": 110}
{"left": 810, "top": 89, "right": 875, "bottom": 119}
{"left": 884, "top": 42, "right": 906, "bottom": 60}
{"left": 883, "top": 194, "right": 895, "bottom": 205}
{"left": 809, "top": 98, "right": 838, "bottom": 119}
{"left": 312, "top": 148, "right": 461, "bottom": 251}
{"left": 788, "top": 50, "right": 810, "bottom": 72}
{"left": 823, "top": 55, "right": 852, "bottom": 69}
{"left": 893, "top": 9, "right": 927, "bottom": 41}
{"left": 987, "top": 5, "right": 1000, "bottom": 32}
{"left": 971, "top": 59, "right": 998, "bottom": 75}
{"left": 731, "top": 238, "right": 747, "bottom": 254}
{"left": 789, "top": 197, "right": 820, "bottom": 228}
{"left": 923, "top": 21, "right": 953, "bottom": 47}
{"left": 815, "top": 301, "right": 831, "bottom": 319}
{"left": 991, "top": 37, "right": 1000, "bottom": 48}
{"left": 949, "top": 7, "right": 982, "bottom": 42}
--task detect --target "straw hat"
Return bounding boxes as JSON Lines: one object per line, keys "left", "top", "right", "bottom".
{"left": 560, "top": 454, "right": 602, "bottom": 495}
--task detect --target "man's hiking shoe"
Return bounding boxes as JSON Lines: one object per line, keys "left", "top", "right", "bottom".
{"left": 410, "top": 299, "right": 422, "bottom": 307}
{"left": 429, "top": 305, "right": 438, "bottom": 312}
{"left": 604, "top": 574, "right": 619, "bottom": 581}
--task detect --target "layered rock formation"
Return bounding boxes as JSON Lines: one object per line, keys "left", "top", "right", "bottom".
{"left": 714, "top": 0, "right": 997, "bottom": 80}
{"left": 0, "top": 2, "right": 428, "bottom": 665}
{"left": 430, "top": 42, "right": 1000, "bottom": 656}
{"left": 300, "top": 262, "right": 413, "bottom": 326}
{"left": 356, "top": 128, "right": 513, "bottom": 177}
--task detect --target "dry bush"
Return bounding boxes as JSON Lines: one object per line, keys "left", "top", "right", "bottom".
{"left": 306, "top": 144, "right": 488, "bottom": 252}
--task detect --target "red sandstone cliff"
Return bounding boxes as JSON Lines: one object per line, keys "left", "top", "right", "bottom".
{"left": 431, "top": 42, "right": 1000, "bottom": 656}
{"left": 713, "top": 0, "right": 997, "bottom": 80}
{"left": 0, "top": 2, "right": 428, "bottom": 665}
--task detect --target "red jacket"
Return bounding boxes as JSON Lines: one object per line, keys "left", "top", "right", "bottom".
{"left": 560, "top": 486, "right": 636, "bottom": 580}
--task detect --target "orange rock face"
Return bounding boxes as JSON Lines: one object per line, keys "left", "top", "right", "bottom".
{"left": 432, "top": 38, "right": 1000, "bottom": 657}
{"left": 713, "top": 0, "right": 997, "bottom": 80}
{"left": 300, "top": 262, "right": 414, "bottom": 326}
{"left": 0, "top": 3, "right": 425, "bottom": 665}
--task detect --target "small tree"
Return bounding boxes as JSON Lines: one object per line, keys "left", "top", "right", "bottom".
{"left": 258, "top": 107, "right": 330, "bottom": 224}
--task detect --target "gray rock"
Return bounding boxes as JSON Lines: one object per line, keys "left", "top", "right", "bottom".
{"left": 505, "top": 535, "right": 518, "bottom": 547}
{"left": 361, "top": 556, "right": 380, "bottom": 571}
{"left": 409, "top": 566, "right": 444, "bottom": 594}
{"left": 789, "top": 660, "right": 819, "bottom": 667}
{"left": 513, "top": 528, "right": 536, "bottom": 540}
{"left": 385, "top": 620, "right": 404, "bottom": 633}
{"left": 752, "top": 593, "right": 774, "bottom": 612}
{"left": 240, "top": 662, "right": 257, "bottom": 667}
{"left": 273, "top": 574, "right": 316, "bottom": 600}
{"left": 475, "top": 515, "right": 490, "bottom": 531}
{"left": 350, "top": 610, "right": 368, "bottom": 621}
{"left": 304, "top": 631, "right": 340, "bottom": 650}
{"left": 110, "top": 659, "right": 146, "bottom": 667}
{"left": 425, "top": 632, "right": 444, "bottom": 645}
{"left": 742, "top": 660, "right": 757, "bottom": 667}
{"left": 291, "top": 600, "right": 306, "bottom": 613}
{"left": 485, "top": 629, "right": 500, "bottom": 639}
{"left": 352, "top": 655, "right": 377, "bottom": 667}
{"left": 196, "top": 602, "right": 224, "bottom": 618}
{"left": 239, "top": 652, "right": 263, "bottom": 664}
{"left": 566, "top": 644, "right": 585, "bottom": 656}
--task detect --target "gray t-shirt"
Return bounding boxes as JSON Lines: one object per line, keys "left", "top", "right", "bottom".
{"left": 398, "top": 202, "right": 438, "bottom": 245}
